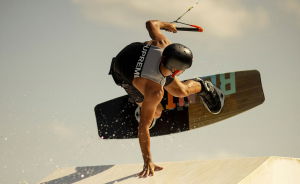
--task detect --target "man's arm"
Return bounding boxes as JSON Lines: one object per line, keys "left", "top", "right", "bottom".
{"left": 138, "top": 88, "right": 162, "bottom": 162}
{"left": 165, "top": 77, "right": 225, "bottom": 114}
{"left": 133, "top": 78, "right": 164, "bottom": 176}
{"left": 145, "top": 20, "right": 177, "bottom": 48}
{"left": 137, "top": 82, "right": 164, "bottom": 177}
{"left": 164, "top": 77, "right": 202, "bottom": 97}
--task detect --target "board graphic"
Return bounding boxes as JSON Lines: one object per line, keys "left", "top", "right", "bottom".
{"left": 95, "top": 70, "right": 265, "bottom": 139}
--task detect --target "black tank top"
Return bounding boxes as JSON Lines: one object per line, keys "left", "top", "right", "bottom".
{"left": 114, "top": 42, "right": 166, "bottom": 85}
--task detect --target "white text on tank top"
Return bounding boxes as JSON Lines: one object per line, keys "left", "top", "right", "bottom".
{"left": 134, "top": 45, "right": 166, "bottom": 86}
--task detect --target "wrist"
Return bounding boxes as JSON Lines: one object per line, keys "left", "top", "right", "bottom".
{"left": 143, "top": 154, "right": 152, "bottom": 163}
{"left": 161, "top": 21, "right": 173, "bottom": 28}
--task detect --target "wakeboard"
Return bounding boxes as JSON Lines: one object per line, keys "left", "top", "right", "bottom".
{"left": 94, "top": 70, "right": 265, "bottom": 139}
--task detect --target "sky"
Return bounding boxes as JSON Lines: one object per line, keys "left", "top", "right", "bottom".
{"left": 1, "top": 0, "right": 300, "bottom": 183}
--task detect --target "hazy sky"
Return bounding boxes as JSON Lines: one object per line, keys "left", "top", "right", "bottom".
{"left": 1, "top": 0, "right": 300, "bottom": 183}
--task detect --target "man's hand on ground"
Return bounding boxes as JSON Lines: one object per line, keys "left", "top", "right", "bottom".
{"left": 138, "top": 161, "right": 163, "bottom": 178}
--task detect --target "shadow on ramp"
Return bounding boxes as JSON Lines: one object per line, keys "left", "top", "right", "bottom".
{"left": 40, "top": 165, "right": 114, "bottom": 184}
{"left": 105, "top": 173, "right": 139, "bottom": 184}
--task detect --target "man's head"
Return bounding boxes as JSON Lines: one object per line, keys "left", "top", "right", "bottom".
{"left": 161, "top": 43, "right": 193, "bottom": 77}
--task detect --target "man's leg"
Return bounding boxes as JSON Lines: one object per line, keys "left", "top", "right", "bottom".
{"left": 165, "top": 77, "right": 224, "bottom": 114}
{"left": 137, "top": 102, "right": 163, "bottom": 119}
{"left": 122, "top": 83, "right": 164, "bottom": 129}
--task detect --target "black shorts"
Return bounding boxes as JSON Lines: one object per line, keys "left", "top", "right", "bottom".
{"left": 111, "top": 75, "right": 174, "bottom": 104}
{"left": 109, "top": 70, "right": 144, "bottom": 103}
{"left": 121, "top": 83, "right": 144, "bottom": 103}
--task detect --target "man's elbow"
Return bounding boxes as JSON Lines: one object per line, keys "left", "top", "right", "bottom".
{"left": 146, "top": 20, "right": 154, "bottom": 26}
{"left": 178, "top": 91, "right": 189, "bottom": 98}
{"left": 172, "top": 87, "right": 190, "bottom": 98}
{"left": 146, "top": 20, "right": 158, "bottom": 29}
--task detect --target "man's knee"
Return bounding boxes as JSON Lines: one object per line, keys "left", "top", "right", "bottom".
{"left": 137, "top": 103, "right": 163, "bottom": 119}
{"left": 154, "top": 104, "right": 163, "bottom": 119}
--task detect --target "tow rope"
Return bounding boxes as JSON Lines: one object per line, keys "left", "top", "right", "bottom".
{"left": 171, "top": 0, "right": 203, "bottom": 32}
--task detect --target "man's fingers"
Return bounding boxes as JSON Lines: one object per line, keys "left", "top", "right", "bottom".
{"left": 139, "top": 168, "right": 147, "bottom": 178}
{"left": 172, "top": 24, "right": 178, "bottom": 33}
{"left": 149, "top": 167, "right": 154, "bottom": 176}
{"left": 138, "top": 170, "right": 144, "bottom": 178}
{"left": 140, "top": 166, "right": 149, "bottom": 178}
{"left": 154, "top": 165, "right": 163, "bottom": 171}
{"left": 144, "top": 166, "right": 150, "bottom": 178}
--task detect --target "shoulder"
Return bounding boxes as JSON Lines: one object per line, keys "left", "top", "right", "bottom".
{"left": 133, "top": 77, "right": 164, "bottom": 98}
{"left": 145, "top": 80, "right": 164, "bottom": 100}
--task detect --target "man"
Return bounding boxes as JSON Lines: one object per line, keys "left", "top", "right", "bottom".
{"left": 109, "top": 20, "right": 224, "bottom": 177}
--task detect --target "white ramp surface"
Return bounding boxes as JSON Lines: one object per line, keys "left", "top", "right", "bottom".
{"left": 38, "top": 156, "right": 300, "bottom": 184}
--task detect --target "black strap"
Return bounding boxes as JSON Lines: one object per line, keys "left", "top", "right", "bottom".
{"left": 164, "top": 76, "right": 175, "bottom": 86}
{"left": 108, "top": 57, "right": 117, "bottom": 75}
{"left": 108, "top": 57, "right": 124, "bottom": 86}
